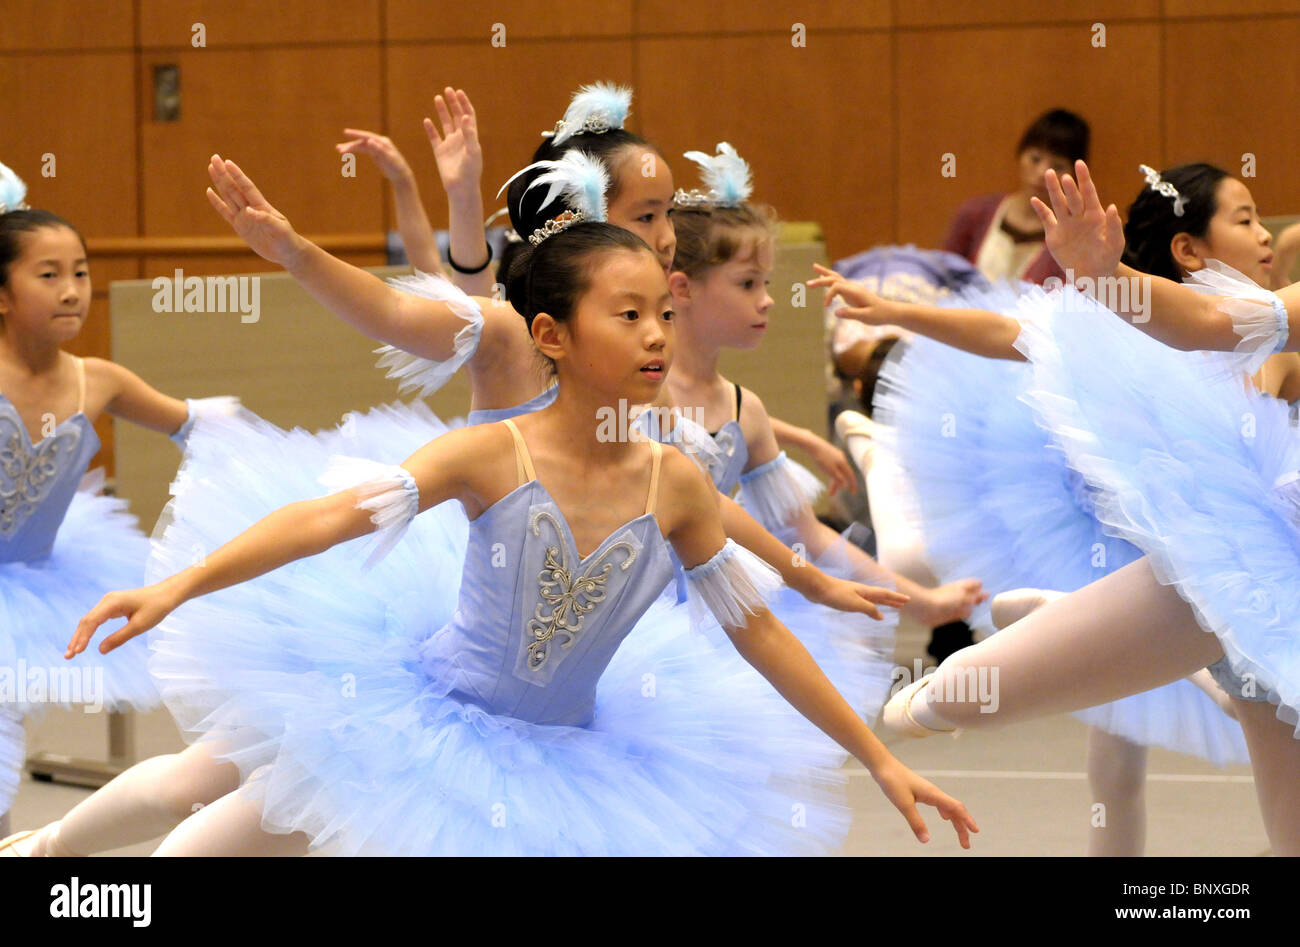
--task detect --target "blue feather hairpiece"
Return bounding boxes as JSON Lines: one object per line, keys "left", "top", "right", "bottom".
{"left": 0, "top": 161, "right": 30, "bottom": 214}
{"left": 544, "top": 82, "right": 632, "bottom": 145}
{"left": 497, "top": 150, "right": 610, "bottom": 245}
{"left": 674, "top": 142, "right": 753, "bottom": 209}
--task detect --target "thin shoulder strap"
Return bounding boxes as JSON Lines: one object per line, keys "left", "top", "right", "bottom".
{"left": 645, "top": 440, "right": 662, "bottom": 516}
{"left": 76, "top": 357, "right": 87, "bottom": 414}
{"left": 501, "top": 418, "right": 536, "bottom": 486}
{"left": 732, "top": 382, "right": 742, "bottom": 422}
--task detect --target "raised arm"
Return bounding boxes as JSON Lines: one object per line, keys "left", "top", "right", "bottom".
{"left": 659, "top": 448, "right": 977, "bottom": 848}
{"left": 67, "top": 424, "right": 484, "bottom": 657}
{"left": 1032, "top": 160, "right": 1296, "bottom": 355}
{"left": 425, "top": 88, "right": 495, "bottom": 298}
{"left": 206, "top": 154, "right": 483, "bottom": 361}
{"left": 809, "top": 264, "right": 1025, "bottom": 361}
{"left": 336, "top": 128, "right": 446, "bottom": 278}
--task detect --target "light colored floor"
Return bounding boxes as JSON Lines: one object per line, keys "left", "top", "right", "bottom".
{"left": 7, "top": 618, "right": 1269, "bottom": 857}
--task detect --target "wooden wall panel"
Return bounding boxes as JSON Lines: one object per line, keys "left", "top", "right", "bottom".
{"left": 138, "top": 47, "right": 385, "bottom": 237}
{"left": 635, "top": 0, "right": 889, "bottom": 32}
{"left": 385, "top": 41, "right": 635, "bottom": 228}
{"left": 1165, "top": 0, "right": 1300, "bottom": 16}
{"left": 895, "top": 23, "right": 1162, "bottom": 250}
{"left": 898, "top": 0, "right": 1159, "bottom": 26}
{"left": 0, "top": 52, "right": 137, "bottom": 237}
{"left": 636, "top": 33, "right": 893, "bottom": 260}
{"left": 0, "top": 0, "right": 133, "bottom": 50}
{"left": 139, "top": 0, "right": 381, "bottom": 47}
{"left": 1164, "top": 18, "right": 1300, "bottom": 218}
{"left": 386, "top": 0, "right": 633, "bottom": 41}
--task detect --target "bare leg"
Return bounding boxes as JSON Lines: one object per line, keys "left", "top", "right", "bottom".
{"left": 152, "top": 782, "right": 310, "bottom": 857}
{"left": 1086, "top": 728, "right": 1147, "bottom": 857}
{"left": 21, "top": 740, "right": 242, "bottom": 856}
{"left": 1234, "top": 699, "right": 1300, "bottom": 856}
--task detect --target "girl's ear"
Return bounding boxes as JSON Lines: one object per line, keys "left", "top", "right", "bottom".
{"left": 532, "top": 312, "right": 567, "bottom": 363}
{"left": 667, "top": 270, "right": 692, "bottom": 303}
{"left": 1169, "top": 232, "right": 1205, "bottom": 275}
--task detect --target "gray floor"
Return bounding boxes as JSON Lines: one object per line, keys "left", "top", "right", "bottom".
{"left": 8, "top": 618, "right": 1269, "bottom": 857}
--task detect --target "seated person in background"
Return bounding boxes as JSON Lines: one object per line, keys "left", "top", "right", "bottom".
{"left": 942, "top": 108, "right": 1089, "bottom": 284}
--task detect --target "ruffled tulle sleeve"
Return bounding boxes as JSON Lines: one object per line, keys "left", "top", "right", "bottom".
{"left": 318, "top": 457, "right": 420, "bottom": 569}
{"left": 374, "top": 270, "right": 486, "bottom": 398}
{"left": 683, "top": 538, "right": 782, "bottom": 631}
{"left": 735, "top": 452, "right": 824, "bottom": 531}
{"left": 1182, "top": 260, "right": 1290, "bottom": 373}
{"left": 631, "top": 407, "right": 725, "bottom": 475}
{"left": 169, "top": 396, "right": 244, "bottom": 448}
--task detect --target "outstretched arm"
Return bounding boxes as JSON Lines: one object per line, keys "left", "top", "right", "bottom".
{"left": 206, "top": 154, "right": 484, "bottom": 361}
{"left": 768, "top": 416, "right": 858, "bottom": 495}
{"left": 809, "top": 264, "right": 1024, "bottom": 361}
{"left": 426, "top": 87, "right": 495, "bottom": 298}
{"left": 1032, "top": 160, "right": 1297, "bottom": 354}
{"left": 661, "top": 449, "right": 978, "bottom": 848}
{"left": 68, "top": 425, "right": 483, "bottom": 656}
{"left": 92, "top": 359, "right": 190, "bottom": 435}
{"left": 336, "top": 128, "right": 446, "bottom": 278}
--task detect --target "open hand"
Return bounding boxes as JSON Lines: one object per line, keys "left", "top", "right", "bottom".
{"left": 907, "top": 578, "right": 987, "bottom": 627}
{"left": 206, "top": 155, "right": 306, "bottom": 267}
{"left": 1030, "top": 160, "right": 1125, "bottom": 283}
{"left": 872, "top": 758, "right": 978, "bottom": 848}
{"left": 809, "top": 264, "right": 899, "bottom": 325}
{"left": 336, "top": 129, "right": 415, "bottom": 185}
{"left": 803, "top": 435, "right": 858, "bottom": 497}
{"left": 809, "top": 575, "right": 910, "bottom": 621}
{"left": 67, "top": 586, "right": 179, "bottom": 658}
{"left": 425, "top": 87, "right": 483, "bottom": 196}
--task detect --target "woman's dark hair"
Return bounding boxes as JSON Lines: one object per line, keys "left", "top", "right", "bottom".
{"left": 1121, "top": 163, "right": 1229, "bottom": 282}
{"left": 504, "top": 221, "right": 654, "bottom": 338}
{"left": 1017, "top": 109, "right": 1090, "bottom": 163}
{"left": 0, "top": 209, "right": 85, "bottom": 287}
{"left": 505, "top": 129, "right": 658, "bottom": 242}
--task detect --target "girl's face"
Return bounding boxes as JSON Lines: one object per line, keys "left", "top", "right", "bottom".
{"left": 1018, "top": 147, "right": 1074, "bottom": 201}
{"left": 0, "top": 226, "right": 89, "bottom": 343}
{"left": 553, "top": 247, "right": 674, "bottom": 403}
{"left": 1185, "top": 177, "right": 1274, "bottom": 286}
{"left": 678, "top": 234, "right": 775, "bottom": 351}
{"left": 605, "top": 147, "right": 677, "bottom": 276}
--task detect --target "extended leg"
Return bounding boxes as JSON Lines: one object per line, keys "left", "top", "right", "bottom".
{"left": 152, "top": 780, "right": 310, "bottom": 857}
{"left": 1085, "top": 728, "right": 1147, "bottom": 857}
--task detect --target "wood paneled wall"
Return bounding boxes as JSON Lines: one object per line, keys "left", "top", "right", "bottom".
{"left": 4, "top": 0, "right": 1298, "bottom": 475}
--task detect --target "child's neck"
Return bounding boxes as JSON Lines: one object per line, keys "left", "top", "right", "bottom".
{"left": 546, "top": 373, "right": 641, "bottom": 461}
{"left": 0, "top": 330, "right": 64, "bottom": 376}
{"left": 667, "top": 310, "right": 724, "bottom": 392}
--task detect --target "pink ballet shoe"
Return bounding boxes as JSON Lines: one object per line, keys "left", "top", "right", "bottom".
{"left": 0, "top": 829, "right": 37, "bottom": 857}
{"left": 879, "top": 674, "right": 957, "bottom": 738}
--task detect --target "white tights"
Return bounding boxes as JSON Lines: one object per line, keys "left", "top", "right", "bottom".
{"left": 912, "top": 557, "right": 1300, "bottom": 855}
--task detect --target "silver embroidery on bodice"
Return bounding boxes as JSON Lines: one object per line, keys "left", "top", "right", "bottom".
{"left": 523, "top": 509, "right": 638, "bottom": 673}
{"left": 0, "top": 413, "right": 81, "bottom": 537}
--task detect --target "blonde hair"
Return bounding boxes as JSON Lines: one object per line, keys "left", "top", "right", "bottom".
{"left": 670, "top": 202, "right": 778, "bottom": 279}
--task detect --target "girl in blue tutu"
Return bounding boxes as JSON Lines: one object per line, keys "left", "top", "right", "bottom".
{"left": 65, "top": 219, "right": 978, "bottom": 856}
{"left": 870, "top": 159, "right": 1300, "bottom": 855}
{"left": 0, "top": 163, "right": 237, "bottom": 845}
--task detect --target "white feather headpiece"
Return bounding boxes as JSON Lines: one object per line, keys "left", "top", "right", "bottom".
{"left": 497, "top": 150, "right": 610, "bottom": 245}
{"left": 674, "top": 142, "right": 753, "bottom": 209}
{"left": 0, "top": 162, "right": 30, "bottom": 214}
{"left": 544, "top": 82, "right": 632, "bottom": 145}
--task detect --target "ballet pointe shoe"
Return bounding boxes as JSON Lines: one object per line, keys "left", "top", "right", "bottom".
{"left": 879, "top": 674, "right": 957, "bottom": 739}
{"left": 990, "top": 588, "right": 1064, "bottom": 631}
{"left": 0, "top": 829, "right": 37, "bottom": 857}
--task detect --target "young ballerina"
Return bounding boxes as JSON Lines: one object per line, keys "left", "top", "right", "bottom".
{"left": 663, "top": 143, "right": 985, "bottom": 634}
{"left": 0, "top": 164, "right": 237, "bottom": 846}
{"left": 865, "top": 159, "right": 1300, "bottom": 855}
{"left": 811, "top": 162, "right": 1300, "bottom": 854}
{"left": 66, "top": 220, "right": 979, "bottom": 856}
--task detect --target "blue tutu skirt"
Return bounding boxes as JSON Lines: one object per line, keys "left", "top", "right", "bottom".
{"left": 148, "top": 403, "right": 862, "bottom": 855}
{"left": 2, "top": 482, "right": 158, "bottom": 716}
{"left": 1015, "top": 286, "right": 1300, "bottom": 735}
{"left": 875, "top": 310, "right": 1250, "bottom": 765}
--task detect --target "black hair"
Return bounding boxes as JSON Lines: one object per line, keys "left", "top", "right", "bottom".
{"left": 505, "top": 128, "right": 658, "bottom": 242}
{"left": 0, "top": 208, "right": 85, "bottom": 287}
{"left": 504, "top": 221, "right": 654, "bottom": 341}
{"left": 1121, "top": 163, "right": 1229, "bottom": 282}
{"left": 1017, "top": 109, "right": 1090, "bottom": 163}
